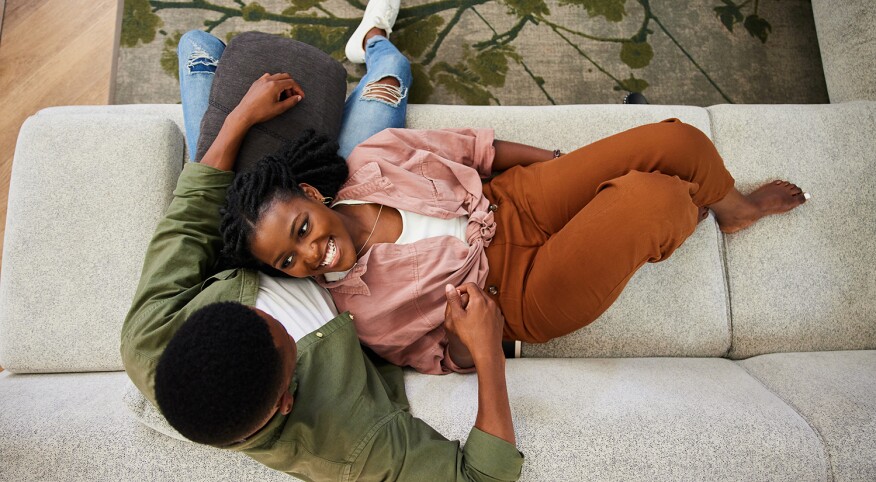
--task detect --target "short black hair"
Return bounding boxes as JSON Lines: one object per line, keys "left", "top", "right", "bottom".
{"left": 220, "top": 129, "right": 348, "bottom": 269}
{"left": 155, "top": 302, "right": 282, "bottom": 446}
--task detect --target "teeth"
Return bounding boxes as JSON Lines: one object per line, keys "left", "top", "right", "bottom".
{"left": 320, "top": 238, "right": 336, "bottom": 267}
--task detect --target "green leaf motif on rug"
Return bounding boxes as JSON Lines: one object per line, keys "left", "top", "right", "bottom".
{"left": 283, "top": 0, "right": 326, "bottom": 15}
{"left": 620, "top": 41, "right": 653, "bottom": 69}
{"left": 409, "top": 63, "right": 435, "bottom": 104}
{"left": 714, "top": 1, "right": 743, "bottom": 32}
{"left": 559, "top": 0, "right": 627, "bottom": 22}
{"left": 613, "top": 73, "right": 649, "bottom": 93}
{"left": 241, "top": 2, "right": 268, "bottom": 22}
{"left": 395, "top": 15, "right": 445, "bottom": 58}
{"left": 287, "top": 17, "right": 348, "bottom": 60}
{"left": 121, "top": 0, "right": 163, "bottom": 47}
{"left": 743, "top": 14, "right": 771, "bottom": 43}
{"left": 160, "top": 31, "right": 184, "bottom": 80}
{"left": 501, "top": 0, "right": 550, "bottom": 19}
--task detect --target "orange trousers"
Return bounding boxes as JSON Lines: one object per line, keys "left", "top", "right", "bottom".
{"left": 483, "top": 119, "right": 735, "bottom": 343}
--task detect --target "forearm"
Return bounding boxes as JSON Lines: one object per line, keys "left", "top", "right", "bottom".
{"left": 491, "top": 140, "right": 556, "bottom": 171}
{"left": 473, "top": 351, "right": 515, "bottom": 445}
{"left": 199, "top": 111, "right": 253, "bottom": 171}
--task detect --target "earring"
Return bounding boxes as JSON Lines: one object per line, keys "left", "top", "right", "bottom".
{"left": 322, "top": 196, "right": 333, "bottom": 205}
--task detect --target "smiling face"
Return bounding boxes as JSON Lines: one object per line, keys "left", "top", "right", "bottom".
{"left": 248, "top": 186, "right": 358, "bottom": 278}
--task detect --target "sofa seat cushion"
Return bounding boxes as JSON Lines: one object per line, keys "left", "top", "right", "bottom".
{"left": 708, "top": 102, "right": 876, "bottom": 358}
{"left": 111, "top": 357, "right": 825, "bottom": 481}
{"left": 738, "top": 350, "right": 876, "bottom": 481}
{"left": 407, "top": 104, "right": 731, "bottom": 358}
{"left": 0, "top": 113, "right": 185, "bottom": 373}
{"left": 0, "top": 371, "right": 290, "bottom": 481}
{"left": 408, "top": 357, "right": 826, "bottom": 481}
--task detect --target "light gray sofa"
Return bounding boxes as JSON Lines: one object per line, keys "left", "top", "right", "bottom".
{"left": 2, "top": 3, "right": 875, "bottom": 481}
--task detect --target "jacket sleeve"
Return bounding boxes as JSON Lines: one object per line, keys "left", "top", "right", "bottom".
{"left": 120, "top": 162, "right": 235, "bottom": 403}
{"left": 348, "top": 128, "right": 496, "bottom": 178}
{"left": 351, "top": 412, "right": 524, "bottom": 482}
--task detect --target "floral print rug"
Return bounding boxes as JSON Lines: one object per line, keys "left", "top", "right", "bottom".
{"left": 116, "top": 0, "right": 828, "bottom": 106}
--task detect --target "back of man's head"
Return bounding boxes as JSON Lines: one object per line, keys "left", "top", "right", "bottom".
{"left": 155, "top": 301, "right": 281, "bottom": 446}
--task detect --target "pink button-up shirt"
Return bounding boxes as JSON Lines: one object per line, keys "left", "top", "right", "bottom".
{"left": 317, "top": 128, "right": 497, "bottom": 374}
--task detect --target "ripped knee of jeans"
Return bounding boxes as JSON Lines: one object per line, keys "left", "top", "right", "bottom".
{"left": 361, "top": 76, "right": 407, "bottom": 107}
{"left": 186, "top": 43, "right": 219, "bottom": 74}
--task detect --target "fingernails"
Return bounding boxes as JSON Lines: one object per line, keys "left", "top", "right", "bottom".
{"left": 803, "top": 192, "right": 811, "bottom": 200}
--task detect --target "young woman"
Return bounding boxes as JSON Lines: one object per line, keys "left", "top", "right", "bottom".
{"left": 218, "top": 47, "right": 808, "bottom": 379}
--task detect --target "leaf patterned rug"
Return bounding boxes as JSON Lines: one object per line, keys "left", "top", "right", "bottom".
{"left": 115, "top": 0, "right": 828, "bottom": 106}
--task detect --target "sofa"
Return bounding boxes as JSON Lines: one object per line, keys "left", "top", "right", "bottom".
{"left": 1, "top": 3, "right": 875, "bottom": 482}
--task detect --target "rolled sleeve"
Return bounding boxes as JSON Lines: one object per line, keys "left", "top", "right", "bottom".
{"left": 462, "top": 428, "right": 524, "bottom": 481}
{"left": 352, "top": 411, "right": 523, "bottom": 482}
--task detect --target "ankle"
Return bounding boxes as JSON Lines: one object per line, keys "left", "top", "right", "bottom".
{"left": 363, "top": 28, "right": 387, "bottom": 49}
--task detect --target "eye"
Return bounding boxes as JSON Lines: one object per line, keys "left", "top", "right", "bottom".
{"left": 281, "top": 254, "right": 294, "bottom": 269}
{"left": 298, "top": 218, "right": 309, "bottom": 237}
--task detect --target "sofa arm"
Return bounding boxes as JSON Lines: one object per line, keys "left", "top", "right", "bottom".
{"left": 0, "top": 112, "right": 184, "bottom": 372}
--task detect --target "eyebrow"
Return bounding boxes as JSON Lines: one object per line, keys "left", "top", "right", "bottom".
{"left": 271, "top": 214, "right": 301, "bottom": 268}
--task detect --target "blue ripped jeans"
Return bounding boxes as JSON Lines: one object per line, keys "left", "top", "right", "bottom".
{"left": 177, "top": 30, "right": 412, "bottom": 161}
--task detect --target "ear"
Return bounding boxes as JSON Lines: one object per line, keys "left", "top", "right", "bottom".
{"left": 277, "top": 391, "right": 294, "bottom": 415}
{"left": 298, "top": 183, "right": 324, "bottom": 202}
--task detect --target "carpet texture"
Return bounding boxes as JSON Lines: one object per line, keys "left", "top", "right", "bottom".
{"left": 116, "top": 0, "right": 828, "bottom": 106}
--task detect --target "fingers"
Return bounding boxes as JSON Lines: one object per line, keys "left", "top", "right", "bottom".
{"left": 445, "top": 284, "right": 465, "bottom": 320}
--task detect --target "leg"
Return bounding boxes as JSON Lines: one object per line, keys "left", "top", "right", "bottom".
{"left": 490, "top": 119, "right": 734, "bottom": 240}
{"left": 337, "top": 34, "right": 411, "bottom": 159}
{"left": 178, "top": 30, "right": 225, "bottom": 162}
{"left": 517, "top": 171, "right": 699, "bottom": 342}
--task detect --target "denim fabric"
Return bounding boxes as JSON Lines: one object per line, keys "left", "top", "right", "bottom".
{"left": 178, "top": 31, "right": 225, "bottom": 162}
{"left": 338, "top": 36, "right": 412, "bottom": 158}
{"left": 177, "top": 31, "right": 411, "bottom": 162}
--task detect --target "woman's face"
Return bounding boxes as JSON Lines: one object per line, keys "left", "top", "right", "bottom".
{"left": 249, "top": 186, "right": 358, "bottom": 278}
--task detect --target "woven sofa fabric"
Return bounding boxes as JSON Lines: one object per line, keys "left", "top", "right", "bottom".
{"left": 0, "top": 113, "right": 184, "bottom": 372}
{"left": 406, "top": 104, "right": 731, "bottom": 358}
{"left": 738, "top": 351, "right": 876, "bottom": 481}
{"left": 811, "top": 0, "right": 876, "bottom": 102}
{"left": 194, "top": 31, "right": 347, "bottom": 172}
{"left": 406, "top": 358, "right": 828, "bottom": 481}
{"left": 0, "top": 372, "right": 294, "bottom": 482}
{"left": 708, "top": 102, "right": 876, "bottom": 358}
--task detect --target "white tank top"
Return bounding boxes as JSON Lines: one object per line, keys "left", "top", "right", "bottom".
{"left": 255, "top": 273, "right": 338, "bottom": 341}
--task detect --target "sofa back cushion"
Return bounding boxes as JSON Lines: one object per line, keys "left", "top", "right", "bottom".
{"left": 0, "top": 112, "right": 184, "bottom": 372}
{"left": 708, "top": 102, "right": 876, "bottom": 358}
{"left": 407, "top": 105, "right": 732, "bottom": 358}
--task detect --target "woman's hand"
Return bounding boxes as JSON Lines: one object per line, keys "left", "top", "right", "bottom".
{"left": 231, "top": 73, "right": 305, "bottom": 127}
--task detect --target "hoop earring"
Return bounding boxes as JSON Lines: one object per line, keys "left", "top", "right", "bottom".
{"left": 322, "top": 196, "right": 333, "bottom": 205}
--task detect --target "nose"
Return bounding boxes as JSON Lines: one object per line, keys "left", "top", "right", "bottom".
{"left": 302, "top": 240, "right": 322, "bottom": 268}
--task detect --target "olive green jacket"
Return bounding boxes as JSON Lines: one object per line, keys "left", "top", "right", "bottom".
{"left": 120, "top": 162, "right": 524, "bottom": 481}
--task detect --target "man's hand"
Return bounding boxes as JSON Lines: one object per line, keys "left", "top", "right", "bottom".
{"left": 444, "top": 283, "right": 504, "bottom": 366}
{"left": 231, "top": 73, "right": 305, "bottom": 127}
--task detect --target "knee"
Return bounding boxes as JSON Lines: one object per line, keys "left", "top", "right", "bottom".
{"left": 361, "top": 75, "right": 409, "bottom": 107}
{"left": 609, "top": 171, "right": 697, "bottom": 228}
{"left": 178, "top": 31, "right": 223, "bottom": 67}
{"left": 657, "top": 120, "right": 720, "bottom": 164}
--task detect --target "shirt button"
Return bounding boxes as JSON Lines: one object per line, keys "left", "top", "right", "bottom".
{"left": 349, "top": 314, "right": 355, "bottom": 320}
{"left": 489, "top": 204, "right": 499, "bottom": 212}
{"left": 488, "top": 285, "right": 499, "bottom": 295}
{"left": 316, "top": 332, "right": 324, "bottom": 338}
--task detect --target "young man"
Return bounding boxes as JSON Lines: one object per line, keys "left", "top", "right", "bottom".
{"left": 121, "top": 1, "right": 523, "bottom": 480}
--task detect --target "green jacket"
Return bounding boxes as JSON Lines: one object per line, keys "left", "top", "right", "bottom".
{"left": 120, "top": 162, "right": 524, "bottom": 481}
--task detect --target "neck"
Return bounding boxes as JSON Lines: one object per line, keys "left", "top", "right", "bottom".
{"left": 333, "top": 204, "right": 377, "bottom": 254}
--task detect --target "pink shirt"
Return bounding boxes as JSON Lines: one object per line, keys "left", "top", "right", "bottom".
{"left": 317, "top": 128, "right": 497, "bottom": 374}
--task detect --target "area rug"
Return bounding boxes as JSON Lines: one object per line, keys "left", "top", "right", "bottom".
{"left": 115, "top": 0, "right": 828, "bottom": 106}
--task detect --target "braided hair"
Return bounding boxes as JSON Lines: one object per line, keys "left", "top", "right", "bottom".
{"left": 220, "top": 129, "right": 348, "bottom": 269}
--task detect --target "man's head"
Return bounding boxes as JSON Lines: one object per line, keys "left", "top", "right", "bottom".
{"left": 155, "top": 302, "right": 297, "bottom": 446}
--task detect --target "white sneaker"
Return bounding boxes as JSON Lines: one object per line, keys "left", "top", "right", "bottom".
{"left": 345, "top": 0, "right": 400, "bottom": 64}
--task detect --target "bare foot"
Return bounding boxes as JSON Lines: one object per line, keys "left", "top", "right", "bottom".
{"left": 714, "top": 180, "right": 807, "bottom": 234}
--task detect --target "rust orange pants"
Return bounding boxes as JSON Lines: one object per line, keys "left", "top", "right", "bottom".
{"left": 483, "top": 119, "right": 735, "bottom": 343}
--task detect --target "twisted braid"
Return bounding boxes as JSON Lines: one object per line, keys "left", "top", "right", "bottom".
{"left": 220, "top": 129, "right": 348, "bottom": 268}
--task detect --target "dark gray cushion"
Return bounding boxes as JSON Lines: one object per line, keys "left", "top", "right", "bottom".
{"left": 194, "top": 31, "right": 347, "bottom": 172}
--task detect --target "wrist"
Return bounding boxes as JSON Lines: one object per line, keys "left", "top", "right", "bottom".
{"left": 226, "top": 109, "right": 254, "bottom": 130}
{"left": 471, "top": 346, "right": 505, "bottom": 368}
